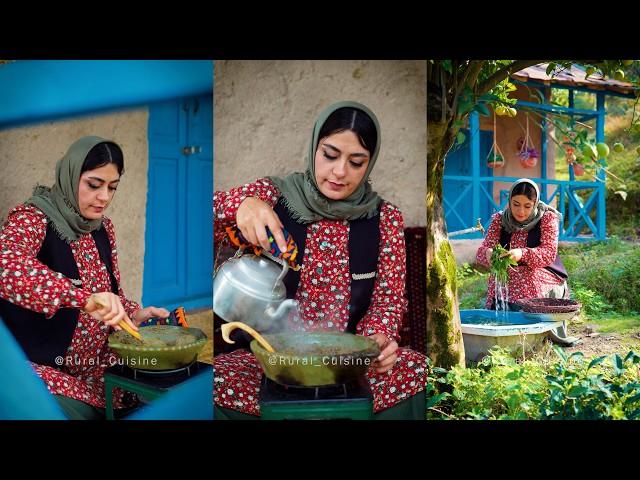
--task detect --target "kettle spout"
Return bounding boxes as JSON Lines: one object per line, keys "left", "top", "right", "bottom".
{"left": 264, "top": 299, "right": 299, "bottom": 324}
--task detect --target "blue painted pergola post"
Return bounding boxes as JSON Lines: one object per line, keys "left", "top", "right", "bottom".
{"left": 540, "top": 94, "right": 548, "bottom": 201}
{"left": 596, "top": 92, "right": 606, "bottom": 240}
{"left": 470, "top": 111, "right": 480, "bottom": 226}
{"left": 568, "top": 89, "right": 575, "bottom": 109}
{"left": 567, "top": 88, "right": 575, "bottom": 235}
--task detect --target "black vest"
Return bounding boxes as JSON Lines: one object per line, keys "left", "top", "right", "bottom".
{"left": 274, "top": 199, "right": 381, "bottom": 333}
{"left": 499, "top": 220, "right": 568, "bottom": 280}
{"left": 0, "top": 223, "right": 118, "bottom": 367}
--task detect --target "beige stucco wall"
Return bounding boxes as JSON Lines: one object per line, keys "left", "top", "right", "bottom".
{"left": 479, "top": 87, "right": 556, "bottom": 205}
{"left": 214, "top": 60, "right": 427, "bottom": 227}
{"left": 0, "top": 108, "right": 149, "bottom": 303}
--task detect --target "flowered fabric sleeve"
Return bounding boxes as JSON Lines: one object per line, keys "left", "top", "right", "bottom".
{"left": 0, "top": 205, "right": 91, "bottom": 318}
{"left": 357, "top": 202, "right": 407, "bottom": 343}
{"left": 520, "top": 211, "right": 559, "bottom": 269}
{"left": 476, "top": 213, "right": 502, "bottom": 268}
{"left": 102, "top": 217, "right": 140, "bottom": 318}
{"left": 213, "top": 178, "right": 281, "bottom": 245}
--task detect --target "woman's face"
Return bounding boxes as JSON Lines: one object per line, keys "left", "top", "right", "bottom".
{"left": 314, "top": 130, "right": 370, "bottom": 200}
{"left": 510, "top": 193, "right": 536, "bottom": 222}
{"left": 77, "top": 163, "right": 120, "bottom": 219}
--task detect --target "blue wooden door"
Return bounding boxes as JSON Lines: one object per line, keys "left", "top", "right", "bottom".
{"left": 185, "top": 96, "right": 213, "bottom": 309}
{"left": 143, "top": 95, "right": 213, "bottom": 311}
{"left": 443, "top": 129, "right": 493, "bottom": 237}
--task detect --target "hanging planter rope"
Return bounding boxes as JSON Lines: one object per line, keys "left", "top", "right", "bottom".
{"left": 517, "top": 113, "right": 539, "bottom": 168}
{"left": 487, "top": 111, "right": 505, "bottom": 168}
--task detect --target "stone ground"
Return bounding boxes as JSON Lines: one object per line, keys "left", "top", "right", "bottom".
{"left": 564, "top": 323, "right": 640, "bottom": 358}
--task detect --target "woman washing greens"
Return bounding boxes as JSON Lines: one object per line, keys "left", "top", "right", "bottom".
{"left": 476, "top": 178, "right": 578, "bottom": 344}
{"left": 214, "top": 101, "right": 426, "bottom": 419}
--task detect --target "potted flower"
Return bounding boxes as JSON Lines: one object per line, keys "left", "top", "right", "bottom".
{"left": 519, "top": 147, "right": 538, "bottom": 168}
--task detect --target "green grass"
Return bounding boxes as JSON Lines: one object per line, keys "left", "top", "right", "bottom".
{"left": 456, "top": 263, "right": 489, "bottom": 309}
{"left": 559, "top": 238, "right": 640, "bottom": 313}
{"left": 588, "top": 314, "right": 640, "bottom": 334}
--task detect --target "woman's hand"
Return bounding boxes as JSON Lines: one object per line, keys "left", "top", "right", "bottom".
{"left": 132, "top": 306, "right": 171, "bottom": 326}
{"left": 236, "top": 197, "right": 287, "bottom": 252}
{"left": 500, "top": 248, "right": 523, "bottom": 263}
{"left": 369, "top": 333, "right": 399, "bottom": 374}
{"left": 83, "top": 292, "right": 137, "bottom": 332}
{"left": 485, "top": 248, "right": 493, "bottom": 265}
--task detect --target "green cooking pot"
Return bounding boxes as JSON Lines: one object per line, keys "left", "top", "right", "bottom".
{"left": 108, "top": 325, "right": 208, "bottom": 371}
{"left": 250, "top": 332, "right": 380, "bottom": 386}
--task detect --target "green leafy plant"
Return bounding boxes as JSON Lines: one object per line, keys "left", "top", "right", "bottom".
{"left": 572, "top": 282, "right": 613, "bottom": 316}
{"left": 428, "top": 347, "right": 549, "bottom": 419}
{"left": 426, "top": 347, "right": 640, "bottom": 420}
{"left": 560, "top": 239, "right": 640, "bottom": 313}
{"left": 533, "top": 348, "right": 640, "bottom": 419}
{"left": 426, "top": 357, "right": 452, "bottom": 419}
{"left": 490, "top": 245, "right": 518, "bottom": 284}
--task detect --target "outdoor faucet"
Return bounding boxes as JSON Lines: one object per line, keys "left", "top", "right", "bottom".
{"left": 448, "top": 218, "right": 485, "bottom": 238}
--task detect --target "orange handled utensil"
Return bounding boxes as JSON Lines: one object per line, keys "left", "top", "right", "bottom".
{"left": 220, "top": 321, "right": 275, "bottom": 353}
{"left": 90, "top": 294, "right": 143, "bottom": 342}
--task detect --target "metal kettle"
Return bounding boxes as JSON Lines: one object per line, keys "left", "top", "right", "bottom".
{"left": 213, "top": 251, "right": 298, "bottom": 331}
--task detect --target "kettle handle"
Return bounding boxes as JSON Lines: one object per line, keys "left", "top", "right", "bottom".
{"left": 213, "top": 244, "right": 244, "bottom": 278}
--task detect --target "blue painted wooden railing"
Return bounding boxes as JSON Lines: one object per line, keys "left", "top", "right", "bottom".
{"left": 444, "top": 175, "right": 605, "bottom": 241}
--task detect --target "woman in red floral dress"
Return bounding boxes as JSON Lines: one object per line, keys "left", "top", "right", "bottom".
{"left": 214, "top": 101, "right": 426, "bottom": 419}
{"left": 0, "top": 136, "right": 169, "bottom": 419}
{"left": 475, "top": 178, "right": 576, "bottom": 343}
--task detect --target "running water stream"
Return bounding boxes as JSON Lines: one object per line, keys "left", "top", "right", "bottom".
{"left": 490, "top": 245, "right": 517, "bottom": 321}
{"left": 494, "top": 278, "right": 509, "bottom": 321}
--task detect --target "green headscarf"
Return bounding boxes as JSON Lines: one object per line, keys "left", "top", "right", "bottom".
{"left": 26, "top": 136, "right": 114, "bottom": 244}
{"left": 267, "top": 101, "right": 382, "bottom": 224}
{"left": 501, "top": 178, "right": 562, "bottom": 233}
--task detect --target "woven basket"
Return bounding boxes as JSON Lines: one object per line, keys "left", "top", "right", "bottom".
{"left": 516, "top": 298, "right": 582, "bottom": 314}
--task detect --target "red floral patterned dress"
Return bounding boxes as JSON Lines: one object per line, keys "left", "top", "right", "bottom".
{"left": 0, "top": 204, "right": 141, "bottom": 409}
{"left": 214, "top": 179, "right": 426, "bottom": 415}
{"left": 476, "top": 210, "right": 565, "bottom": 308}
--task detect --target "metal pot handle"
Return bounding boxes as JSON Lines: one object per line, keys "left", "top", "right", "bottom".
{"left": 213, "top": 236, "right": 244, "bottom": 278}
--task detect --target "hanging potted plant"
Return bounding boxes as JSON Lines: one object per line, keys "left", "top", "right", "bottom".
{"left": 487, "top": 150, "right": 505, "bottom": 168}
{"left": 520, "top": 147, "right": 539, "bottom": 168}
{"left": 487, "top": 111, "right": 505, "bottom": 168}
{"left": 518, "top": 113, "right": 539, "bottom": 168}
